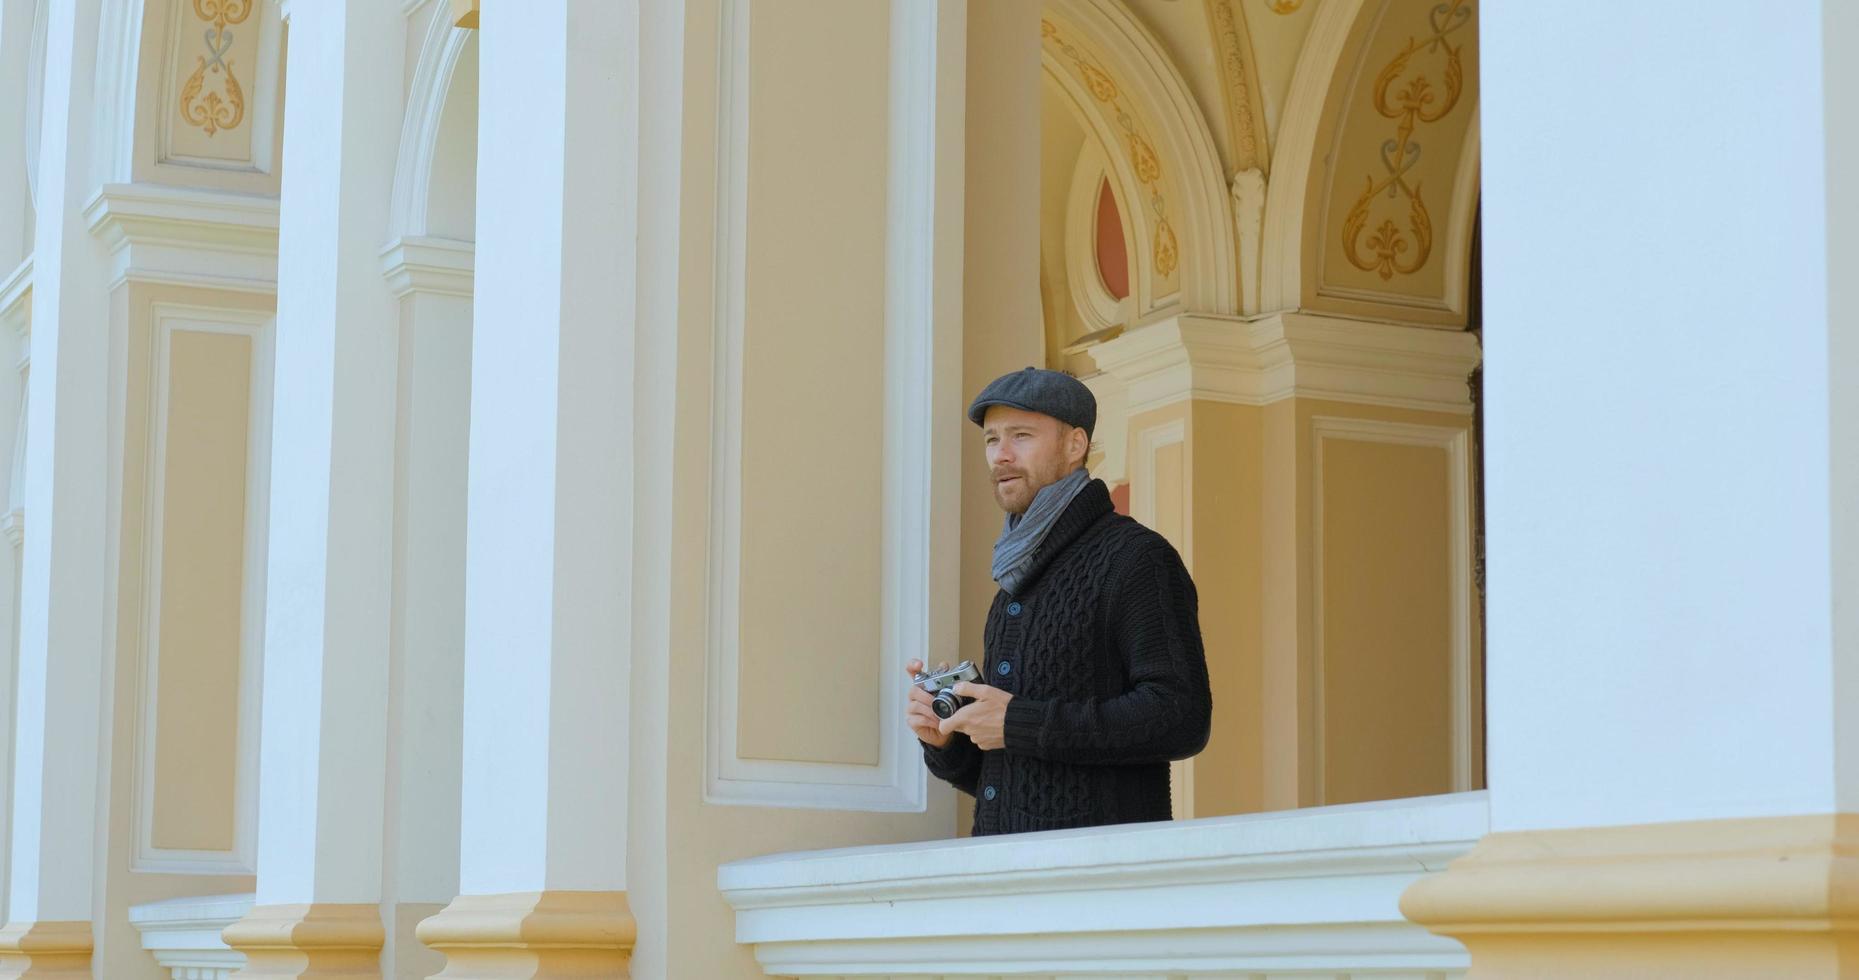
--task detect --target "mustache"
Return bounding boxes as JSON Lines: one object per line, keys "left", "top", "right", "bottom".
{"left": 992, "top": 467, "right": 1027, "bottom": 482}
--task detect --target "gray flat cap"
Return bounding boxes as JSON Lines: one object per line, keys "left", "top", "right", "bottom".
{"left": 967, "top": 367, "right": 1097, "bottom": 438}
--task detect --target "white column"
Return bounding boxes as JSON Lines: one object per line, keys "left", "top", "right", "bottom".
{"left": 225, "top": 0, "right": 404, "bottom": 974}
{"left": 417, "top": 2, "right": 639, "bottom": 975}
{"left": 1478, "top": 1, "right": 1832, "bottom": 837}
{"left": 1403, "top": 4, "right": 1851, "bottom": 974}
{"left": 4, "top": 1, "right": 108, "bottom": 974}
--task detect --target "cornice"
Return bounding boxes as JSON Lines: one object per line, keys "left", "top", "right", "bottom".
{"left": 83, "top": 183, "right": 280, "bottom": 293}
{"left": 1089, "top": 310, "right": 1482, "bottom": 415}
{"left": 379, "top": 235, "right": 475, "bottom": 299}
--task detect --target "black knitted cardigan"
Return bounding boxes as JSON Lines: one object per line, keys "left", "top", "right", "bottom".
{"left": 923, "top": 477, "right": 1213, "bottom": 835}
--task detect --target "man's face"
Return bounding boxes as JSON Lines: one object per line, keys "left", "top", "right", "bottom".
{"left": 982, "top": 405, "right": 1087, "bottom": 515}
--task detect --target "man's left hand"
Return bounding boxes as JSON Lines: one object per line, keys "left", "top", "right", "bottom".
{"left": 938, "top": 682, "right": 1013, "bottom": 751}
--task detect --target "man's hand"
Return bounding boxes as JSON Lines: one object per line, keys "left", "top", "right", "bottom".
{"left": 939, "top": 681, "right": 1014, "bottom": 751}
{"left": 904, "top": 659, "right": 953, "bottom": 749}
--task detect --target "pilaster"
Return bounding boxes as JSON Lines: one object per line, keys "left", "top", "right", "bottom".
{"left": 1399, "top": 2, "right": 1849, "bottom": 975}
{"left": 424, "top": 2, "right": 638, "bottom": 974}
{"left": 1092, "top": 312, "right": 1480, "bottom": 818}
{"left": 6, "top": 0, "right": 112, "bottom": 968}
{"left": 226, "top": 0, "right": 406, "bottom": 973}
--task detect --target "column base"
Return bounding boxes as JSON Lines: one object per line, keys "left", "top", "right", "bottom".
{"left": 222, "top": 903, "right": 386, "bottom": 978}
{"left": 1400, "top": 814, "right": 1859, "bottom": 978}
{"left": 416, "top": 891, "right": 634, "bottom": 979}
{"left": 0, "top": 922, "right": 92, "bottom": 979}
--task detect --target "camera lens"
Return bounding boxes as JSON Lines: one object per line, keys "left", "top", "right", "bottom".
{"left": 931, "top": 691, "right": 960, "bottom": 719}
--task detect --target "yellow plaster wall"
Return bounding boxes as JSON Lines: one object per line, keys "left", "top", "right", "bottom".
{"left": 1189, "top": 400, "right": 1265, "bottom": 817}
{"left": 653, "top": 2, "right": 974, "bottom": 974}
{"left": 104, "top": 283, "right": 267, "bottom": 980}
{"left": 733, "top": 0, "right": 891, "bottom": 767}
{"left": 1258, "top": 397, "right": 1310, "bottom": 809}
{"left": 149, "top": 328, "right": 252, "bottom": 850}
{"left": 1317, "top": 436, "right": 1453, "bottom": 804}
{"left": 1126, "top": 400, "right": 1265, "bottom": 820}
{"left": 960, "top": 0, "right": 1048, "bottom": 839}
{"left": 1274, "top": 397, "right": 1478, "bottom": 807}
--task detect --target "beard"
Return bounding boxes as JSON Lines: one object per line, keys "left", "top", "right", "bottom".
{"left": 991, "top": 459, "right": 1065, "bottom": 515}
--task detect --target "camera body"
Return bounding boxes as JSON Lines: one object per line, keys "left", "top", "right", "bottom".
{"left": 914, "top": 660, "right": 982, "bottom": 719}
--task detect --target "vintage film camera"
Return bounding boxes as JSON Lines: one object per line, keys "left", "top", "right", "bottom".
{"left": 913, "top": 661, "right": 982, "bottom": 719}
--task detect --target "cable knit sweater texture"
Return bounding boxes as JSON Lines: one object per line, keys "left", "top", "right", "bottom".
{"left": 922, "top": 477, "right": 1213, "bottom": 835}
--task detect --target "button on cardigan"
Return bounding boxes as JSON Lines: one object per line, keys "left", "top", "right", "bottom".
{"left": 922, "top": 478, "right": 1213, "bottom": 835}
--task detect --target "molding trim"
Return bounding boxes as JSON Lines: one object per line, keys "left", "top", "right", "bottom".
{"left": 1130, "top": 417, "right": 1188, "bottom": 562}
{"left": 131, "top": 304, "right": 273, "bottom": 876}
{"left": 702, "top": 0, "right": 955, "bottom": 811}
{"left": 1403, "top": 814, "right": 1859, "bottom": 973}
{"left": 1259, "top": 0, "right": 1368, "bottom": 312}
{"left": 1132, "top": 415, "right": 1193, "bottom": 823}
{"left": 416, "top": 891, "right": 634, "bottom": 978}
{"left": 1309, "top": 415, "right": 1475, "bottom": 803}
{"left": 83, "top": 183, "right": 280, "bottom": 294}
{"left": 0, "top": 257, "right": 30, "bottom": 332}
{"left": 1063, "top": 145, "right": 1133, "bottom": 332}
{"left": 1440, "top": 105, "right": 1482, "bottom": 319}
{"left": 721, "top": 792, "right": 1485, "bottom": 977}
{"left": 128, "top": 892, "right": 253, "bottom": 980}
{"left": 388, "top": 12, "right": 474, "bottom": 242}
{"left": 220, "top": 904, "right": 384, "bottom": 979}
{"left": 1042, "top": 0, "right": 1237, "bottom": 316}
{"left": 23, "top": 0, "right": 46, "bottom": 203}
{"left": 379, "top": 235, "right": 475, "bottom": 298}
{"left": 1089, "top": 311, "right": 1481, "bottom": 416}
{"left": 0, "top": 920, "right": 92, "bottom": 979}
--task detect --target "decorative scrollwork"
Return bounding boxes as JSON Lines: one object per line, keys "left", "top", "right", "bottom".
{"left": 1265, "top": 0, "right": 1304, "bottom": 14}
{"left": 1042, "top": 19, "right": 1179, "bottom": 280}
{"left": 179, "top": 0, "right": 254, "bottom": 137}
{"left": 1208, "top": 0, "right": 1263, "bottom": 171}
{"left": 1341, "top": 0, "right": 1471, "bottom": 281}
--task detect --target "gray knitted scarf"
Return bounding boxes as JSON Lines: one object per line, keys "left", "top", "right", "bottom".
{"left": 991, "top": 466, "right": 1092, "bottom": 595}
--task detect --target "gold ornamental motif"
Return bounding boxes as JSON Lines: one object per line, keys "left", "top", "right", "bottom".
{"left": 1042, "top": 19, "right": 1180, "bottom": 280}
{"left": 1207, "top": 0, "right": 1264, "bottom": 171}
{"left": 1265, "top": 0, "right": 1305, "bottom": 14}
{"left": 179, "top": 0, "right": 254, "bottom": 136}
{"left": 1341, "top": 0, "right": 1471, "bottom": 281}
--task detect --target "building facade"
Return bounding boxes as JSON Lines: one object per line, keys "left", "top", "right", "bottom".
{"left": 0, "top": 0, "right": 1852, "bottom": 977}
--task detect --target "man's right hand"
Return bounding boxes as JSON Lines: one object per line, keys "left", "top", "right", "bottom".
{"left": 904, "top": 659, "right": 954, "bottom": 749}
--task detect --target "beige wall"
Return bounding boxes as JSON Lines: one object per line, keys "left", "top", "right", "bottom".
{"left": 960, "top": 0, "right": 1046, "bottom": 839}
{"left": 1126, "top": 399, "right": 1266, "bottom": 820}
{"left": 1317, "top": 436, "right": 1453, "bottom": 804}
{"left": 1124, "top": 393, "right": 1477, "bottom": 817}
{"left": 105, "top": 282, "right": 270, "bottom": 980}
{"left": 149, "top": 327, "right": 252, "bottom": 850}
{"left": 734, "top": 0, "right": 891, "bottom": 768}
{"left": 1277, "top": 397, "right": 1479, "bottom": 808}
{"left": 655, "top": 1, "right": 966, "bottom": 974}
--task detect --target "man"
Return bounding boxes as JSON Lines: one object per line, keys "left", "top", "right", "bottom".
{"left": 905, "top": 367, "right": 1213, "bottom": 835}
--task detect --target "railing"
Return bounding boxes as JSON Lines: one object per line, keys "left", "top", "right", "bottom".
{"left": 127, "top": 892, "right": 253, "bottom": 980}
{"left": 719, "top": 791, "right": 1485, "bottom": 978}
